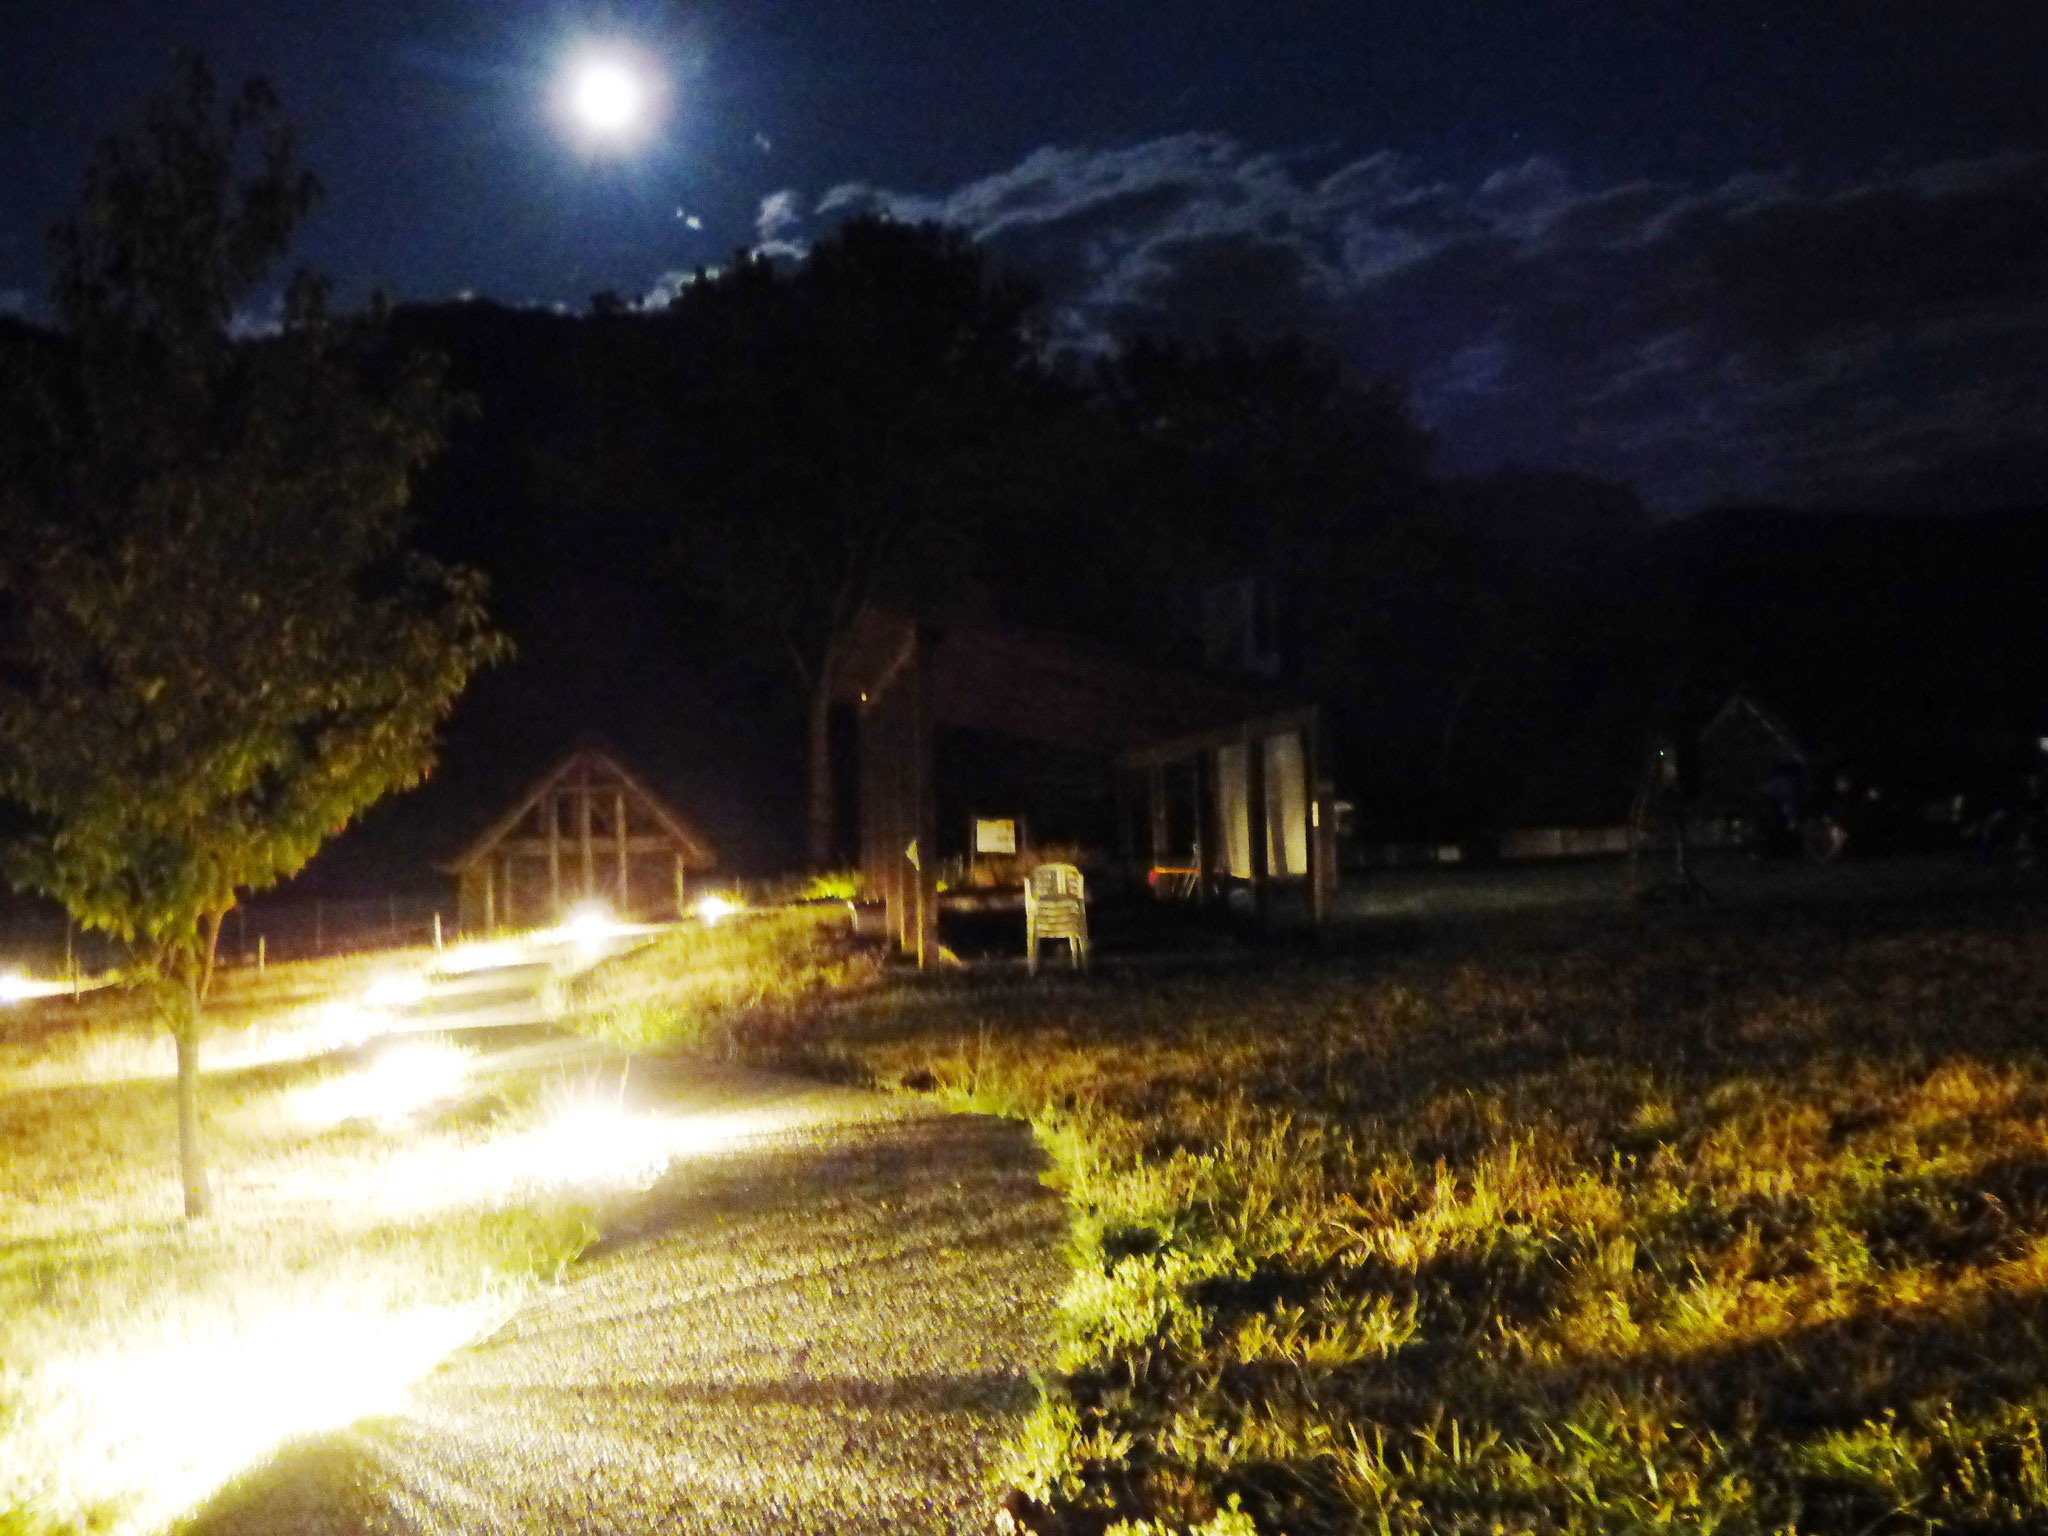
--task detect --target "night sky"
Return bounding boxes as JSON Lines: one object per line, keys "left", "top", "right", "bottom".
{"left": 3, "top": 2, "right": 2045, "bottom": 512}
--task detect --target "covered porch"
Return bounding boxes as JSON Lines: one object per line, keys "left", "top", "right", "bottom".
{"left": 831, "top": 607, "right": 1337, "bottom": 964}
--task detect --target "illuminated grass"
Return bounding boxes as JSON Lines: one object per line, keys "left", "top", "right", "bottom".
{"left": 0, "top": 962, "right": 651, "bottom": 1536}
{"left": 796, "top": 900, "right": 2048, "bottom": 1534}
{"left": 0, "top": 948, "right": 436, "bottom": 1088}
{"left": 566, "top": 905, "right": 880, "bottom": 1053}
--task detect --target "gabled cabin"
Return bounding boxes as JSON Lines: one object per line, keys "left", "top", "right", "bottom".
{"left": 445, "top": 743, "right": 716, "bottom": 933}
{"left": 1697, "top": 694, "right": 1808, "bottom": 811}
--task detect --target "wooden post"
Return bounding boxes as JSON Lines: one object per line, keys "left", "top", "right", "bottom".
{"left": 913, "top": 634, "right": 938, "bottom": 969}
{"left": 578, "top": 765, "right": 595, "bottom": 901}
{"left": 890, "top": 677, "right": 915, "bottom": 956}
{"left": 433, "top": 911, "right": 444, "bottom": 951}
{"left": 484, "top": 860, "right": 496, "bottom": 933}
{"left": 1245, "top": 730, "right": 1270, "bottom": 923}
{"left": 673, "top": 851, "right": 687, "bottom": 919}
{"left": 614, "top": 789, "right": 630, "bottom": 913}
{"left": 1308, "top": 711, "right": 1336, "bottom": 925}
{"left": 1147, "top": 765, "right": 1170, "bottom": 873}
{"left": 1113, "top": 772, "right": 1133, "bottom": 890}
{"left": 548, "top": 790, "right": 562, "bottom": 922}
{"left": 257, "top": 934, "right": 266, "bottom": 976}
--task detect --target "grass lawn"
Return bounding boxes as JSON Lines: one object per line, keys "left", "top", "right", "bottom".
{"left": 0, "top": 952, "right": 621, "bottom": 1536}
{"left": 768, "top": 890, "right": 2048, "bottom": 1534}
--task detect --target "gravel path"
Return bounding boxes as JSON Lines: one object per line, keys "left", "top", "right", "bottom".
{"left": 178, "top": 1063, "right": 1067, "bottom": 1535}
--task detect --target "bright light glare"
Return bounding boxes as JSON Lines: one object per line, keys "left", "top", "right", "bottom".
{"left": 515, "top": 1078, "right": 753, "bottom": 1192}
{"left": 537, "top": 1101, "right": 676, "bottom": 1188}
{"left": 537, "top": 1105, "right": 749, "bottom": 1186}
{"left": 565, "top": 902, "right": 616, "bottom": 948}
{"left": 364, "top": 973, "right": 427, "bottom": 1010}
{"left": 438, "top": 940, "right": 519, "bottom": 974}
{"left": 318, "top": 1000, "right": 381, "bottom": 1045}
{"left": 572, "top": 57, "right": 645, "bottom": 135}
{"left": 0, "top": 970, "right": 64, "bottom": 1005}
{"left": 294, "top": 1040, "right": 473, "bottom": 1129}
{"left": 694, "top": 893, "right": 739, "bottom": 925}
{"left": 21, "top": 1292, "right": 505, "bottom": 1535}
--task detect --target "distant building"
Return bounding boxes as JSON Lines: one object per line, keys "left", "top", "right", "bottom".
{"left": 444, "top": 742, "right": 716, "bottom": 933}
{"left": 830, "top": 606, "right": 1335, "bottom": 964}
{"left": 1696, "top": 694, "right": 1809, "bottom": 814}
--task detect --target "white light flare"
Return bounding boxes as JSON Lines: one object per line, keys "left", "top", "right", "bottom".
{"left": 22, "top": 1292, "right": 507, "bottom": 1536}
{"left": 558, "top": 44, "right": 663, "bottom": 149}
{"left": 363, "top": 972, "right": 427, "bottom": 1011}
{"left": 0, "top": 970, "right": 67, "bottom": 1005}
{"left": 564, "top": 901, "right": 617, "bottom": 953}
{"left": 437, "top": 939, "right": 520, "bottom": 975}
{"left": 293, "top": 1039, "right": 474, "bottom": 1130}
{"left": 507, "top": 1078, "right": 757, "bottom": 1193}
{"left": 693, "top": 893, "right": 740, "bottom": 926}
{"left": 574, "top": 59, "right": 643, "bottom": 133}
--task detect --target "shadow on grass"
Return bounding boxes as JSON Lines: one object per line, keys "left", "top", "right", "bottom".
{"left": 171, "top": 1425, "right": 406, "bottom": 1536}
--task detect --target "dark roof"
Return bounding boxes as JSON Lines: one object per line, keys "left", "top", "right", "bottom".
{"left": 830, "top": 606, "right": 1312, "bottom": 755}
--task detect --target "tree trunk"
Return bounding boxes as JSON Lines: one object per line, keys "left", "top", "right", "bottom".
{"left": 172, "top": 977, "right": 211, "bottom": 1219}
{"left": 197, "top": 905, "right": 227, "bottom": 1006}
{"left": 805, "top": 671, "right": 836, "bottom": 869}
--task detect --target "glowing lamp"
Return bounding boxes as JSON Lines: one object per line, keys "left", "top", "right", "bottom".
{"left": 438, "top": 940, "right": 519, "bottom": 975}
{"left": 0, "top": 971, "right": 63, "bottom": 1005}
{"left": 693, "top": 893, "right": 739, "bottom": 925}
{"left": 294, "top": 1040, "right": 473, "bottom": 1129}
{"left": 565, "top": 902, "right": 617, "bottom": 951}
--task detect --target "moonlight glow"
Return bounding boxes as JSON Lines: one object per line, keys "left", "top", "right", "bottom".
{"left": 560, "top": 47, "right": 660, "bottom": 147}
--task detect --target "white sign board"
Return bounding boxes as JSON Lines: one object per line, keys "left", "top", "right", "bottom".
{"left": 974, "top": 818, "right": 1017, "bottom": 855}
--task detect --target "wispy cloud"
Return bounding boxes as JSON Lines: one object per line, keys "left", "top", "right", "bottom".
{"left": 765, "top": 137, "right": 2048, "bottom": 511}
{"left": 752, "top": 190, "right": 806, "bottom": 260}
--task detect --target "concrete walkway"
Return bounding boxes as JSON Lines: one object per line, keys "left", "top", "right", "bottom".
{"left": 177, "top": 1064, "right": 1068, "bottom": 1535}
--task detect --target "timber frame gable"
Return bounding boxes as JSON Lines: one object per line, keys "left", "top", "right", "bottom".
{"left": 444, "top": 743, "right": 716, "bottom": 932}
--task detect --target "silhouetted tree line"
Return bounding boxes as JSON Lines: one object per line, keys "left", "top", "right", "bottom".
{"left": 14, "top": 208, "right": 2040, "bottom": 870}
{"left": 370, "top": 217, "right": 1690, "bottom": 859}
{"left": 367, "top": 214, "right": 2048, "bottom": 860}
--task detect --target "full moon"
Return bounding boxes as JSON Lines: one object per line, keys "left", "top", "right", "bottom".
{"left": 570, "top": 58, "right": 646, "bottom": 136}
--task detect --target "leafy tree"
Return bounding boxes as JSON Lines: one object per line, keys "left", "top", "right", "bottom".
{"left": 0, "top": 60, "right": 507, "bottom": 1216}
{"left": 657, "top": 218, "right": 1049, "bottom": 865}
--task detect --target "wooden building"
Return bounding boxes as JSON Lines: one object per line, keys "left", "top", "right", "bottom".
{"left": 446, "top": 743, "right": 717, "bottom": 933}
{"left": 831, "top": 607, "right": 1336, "bottom": 964}
{"left": 1697, "top": 693, "right": 1808, "bottom": 811}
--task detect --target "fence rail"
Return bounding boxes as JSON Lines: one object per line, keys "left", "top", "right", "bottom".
{"left": 1, "top": 892, "right": 458, "bottom": 978}
{"left": 221, "top": 894, "right": 454, "bottom": 967}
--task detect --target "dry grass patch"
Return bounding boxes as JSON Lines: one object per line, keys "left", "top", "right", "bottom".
{"left": 565, "top": 905, "right": 880, "bottom": 1053}
{"left": 792, "top": 901, "right": 2048, "bottom": 1534}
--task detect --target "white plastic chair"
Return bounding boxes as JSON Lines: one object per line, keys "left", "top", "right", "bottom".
{"left": 1025, "top": 862, "right": 1088, "bottom": 974}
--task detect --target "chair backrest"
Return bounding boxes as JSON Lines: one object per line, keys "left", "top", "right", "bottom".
{"left": 1027, "top": 862, "right": 1085, "bottom": 904}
